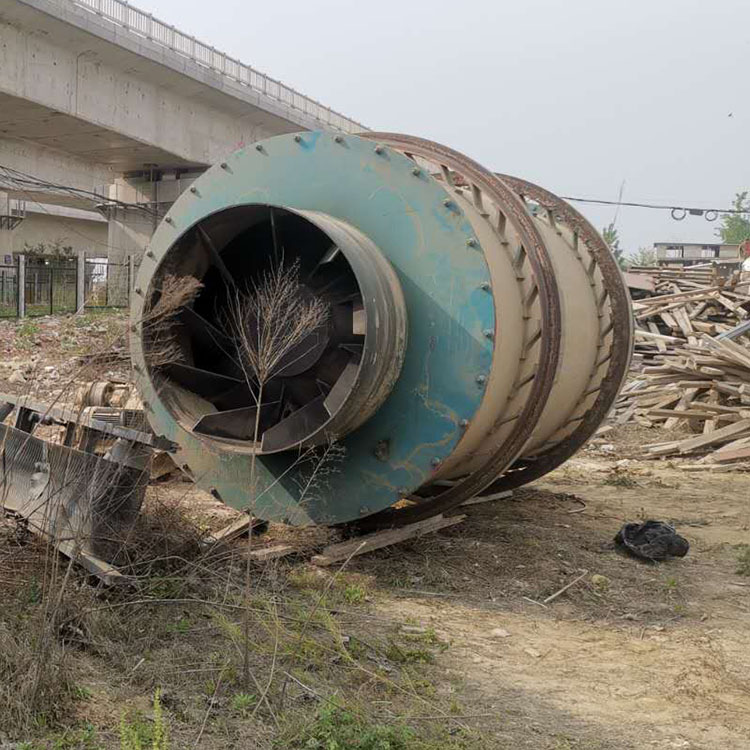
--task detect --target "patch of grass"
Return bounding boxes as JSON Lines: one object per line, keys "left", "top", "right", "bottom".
{"left": 164, "top": 616, "right": 190, "bottom": 635}
{"left": 386, "top": 642, "right": 435, "bottom": 665}
{"left": 287, "top": 567, "right": 373, "bottom": 607}
{"left": 603, "top": 470, "right": 638, "bottom": 488}
{"left": 15, "top": 723, "right": 103, "bottom": 750}
{"left": 73, "top": 685, "right": 94, "bottom": 701}
{"left": 0, "top": 618, "right": 78, "bottom": 737}
{"left": 17, "top": 319, "right": 40, "bottom": 338}
{"left": 281, "top": 704, "right": 416, "bottom": 750}
{"left": 736, "top": 545, "right": 750, "bottom": 576}
{"left": 230, "top": 691, "right": 257, "bottom": 716}
{"left": 401, "top": 627, "right": 445, "bottom": 647}
{"left": 343, "top": 584, "right": 367, "bottom": 605}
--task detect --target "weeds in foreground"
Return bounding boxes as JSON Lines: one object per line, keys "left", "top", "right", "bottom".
{"left": 221, "top": 257, "right": 329, "bottom": 689}
{"left": 0, "top": 301, "right": 486, "bottom": 749}
{"left": 283, "top": 704, "right": 416, "bottom": 750}
{"left": 120, "top": 689, "right": 168, "bottom": 750}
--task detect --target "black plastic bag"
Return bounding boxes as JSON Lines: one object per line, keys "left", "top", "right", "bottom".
{"left": 615, "top": 520, "right": 689, "bottom": 561}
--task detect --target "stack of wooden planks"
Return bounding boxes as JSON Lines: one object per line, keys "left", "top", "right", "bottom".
{"left": 629, "top": 262, "right": 737, "bottom": 294}
{"left": 630, "top": 277, "right": 750, "bottom": 366}
{"left": 612, "top": 270, "right": 750, "bottom": 468}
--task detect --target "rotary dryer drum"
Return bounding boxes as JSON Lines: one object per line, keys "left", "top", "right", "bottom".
{"left": 130, "top": 132, "right": 633, "bottom": 528}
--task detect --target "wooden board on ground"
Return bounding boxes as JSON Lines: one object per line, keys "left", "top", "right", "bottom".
{"left": 311, "top": 514, "right": 465, "bottom": 567}
{"left": 248, "top": 544, "right": 295, "bottom": 561}
{"left": 202, "top": 514, "right": 266, "bottom": 547}
{"left": 461, "top": 490, "right": 513, "bottom": 506}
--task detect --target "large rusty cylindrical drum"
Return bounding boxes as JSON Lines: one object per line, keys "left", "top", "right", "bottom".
{"left": 130, "top": 132, "right": 632, "bottom": 527}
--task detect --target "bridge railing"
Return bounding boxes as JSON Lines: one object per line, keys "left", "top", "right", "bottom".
{"left": 58, "top": 0, "right": 365, "bottom": 134}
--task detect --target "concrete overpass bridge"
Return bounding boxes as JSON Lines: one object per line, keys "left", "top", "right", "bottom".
{"left": 0, "top": 0, "right": 364, "bottom": 277}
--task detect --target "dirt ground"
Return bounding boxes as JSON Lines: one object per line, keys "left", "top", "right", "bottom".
{"left": 2, "top": 312, "right": 750, "bottom": 749}
{"left": 368, "top": 453, "right": 750, "bottom": 750}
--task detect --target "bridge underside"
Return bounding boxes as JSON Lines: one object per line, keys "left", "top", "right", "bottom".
{"left": 0, "top": 92, "right": 200, "bottom": 173}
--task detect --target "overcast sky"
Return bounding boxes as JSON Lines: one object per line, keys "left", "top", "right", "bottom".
{"left": 150, "top": 0, "right": 748, "bottom": 254}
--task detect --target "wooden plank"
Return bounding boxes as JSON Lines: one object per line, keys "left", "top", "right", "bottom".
{"left": 702, "top": 388, "right": 720, "bottom": 435}
{"left": 249, "top": 544, "right": 295, "bottom": 561}
{"left": 202, "top": 514, "right": 265, "bottom": 547}
{"left": 709, "top": 446, "right": 750, "bottom": 463}
{"left": 462, "top": 490, "right": 513, "bottom": 506}
{"left": 311, "top": 514, "right": 466, "bottom": 566}
{"left": 676, "top": 419, "right": 750, "bottom": 454}
{"left": 664, "top": 387, "right": 699, "bottom": 430}
{"left": 648, "top": 408, "right": 736, "bottom": 420}
{"left": 634, "top": 286, "right": 720, "bottom": 305}
{"left": 634, "top": 328, "right": 683, "bottom": 344}
{"left": 647, "top": 322, "right": 668, "bottom": 352}
{"left": 716, "top": 294, "right": 748, "bottom": 318}
{"left": 673, "top": 307, "right": 695, "bottom": 338}
{"left": 659, "top": 312, "right": 679, "bottom": 331}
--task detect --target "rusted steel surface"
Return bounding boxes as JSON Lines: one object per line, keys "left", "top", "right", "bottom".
{"left": 0, "top": 397, "right": 151, "bottom": 569}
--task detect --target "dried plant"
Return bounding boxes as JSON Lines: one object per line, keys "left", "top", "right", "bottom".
{"left": 225, "top": 258, "right": 329, "bottom": 388}
{"left": 141, "top": 274, "right": 204, "bottom": 368}
{"left": 222, "top": 257, "right": 328, "bottom": 687}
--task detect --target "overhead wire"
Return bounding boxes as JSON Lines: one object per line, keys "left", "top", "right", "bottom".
{"left": 558, "top": 195, "right": 743, "bottom": 222}
{"left": 0, "top": 162, "right": 163, "bottom": 256}
{"left": 1, "top": 163, "right": 746, "bottom": 229}
{"left": 0, "top": 164, "right": 160, "bottom": 218}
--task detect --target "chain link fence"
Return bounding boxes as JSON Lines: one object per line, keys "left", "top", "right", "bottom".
{"left": 0, "top": 256, "right": 136, "bottom": 318}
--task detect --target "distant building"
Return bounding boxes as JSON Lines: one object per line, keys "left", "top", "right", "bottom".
{"left": 654, "top": 242, "right": 740, "bottom": 266}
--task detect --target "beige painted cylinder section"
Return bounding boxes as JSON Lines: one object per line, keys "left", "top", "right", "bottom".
{"left": 435, "top": 192, "right": 610, "bottom": 480}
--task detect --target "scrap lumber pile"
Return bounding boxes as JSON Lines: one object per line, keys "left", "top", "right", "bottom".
{"left": 630, "top": 268, "right": 746, "bottom": 365}
{"left": 628, "top": 263, "right": 724, "bottom": 295}
{"left": 612, "top": 265, "right": 750, "bottom": 468}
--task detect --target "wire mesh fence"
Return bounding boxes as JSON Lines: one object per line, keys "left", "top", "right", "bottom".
{"left": 0, "top": 263, "right": 18, "bottom": 318}
{"left": 84, "top": 258, "right": 132, "bottom": 308}
{"left": 25, "top": 263, "right": 78, "bottom": 317}
{"left": 0, "top": 256, "right": 135, "bottom": 319}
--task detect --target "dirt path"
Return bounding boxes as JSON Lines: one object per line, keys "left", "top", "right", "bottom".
{"left": 366, "top": 451, "right": 750, "bottom": 749}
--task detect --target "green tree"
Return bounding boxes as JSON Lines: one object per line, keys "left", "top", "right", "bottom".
{"left": 628, "top": 247, "right": 657, "bottom": 267}
{"left": 717, "top": 192, "right": 750, "bottom": 244}
{"left": 602, "top": 222, "right": 626, "bottom": 269}
{"left": 23, "top": 238, "right": 75, "bottom": 265}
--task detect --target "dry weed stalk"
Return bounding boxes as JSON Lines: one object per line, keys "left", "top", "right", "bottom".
{"left": 222, "top": 257, "right": 328, "bottom": 688}
{"left": 0, "top": 311, "right": 154, "bottom": 731}
{"left": 141, "top": 274, "right": 203, "bottom": 367}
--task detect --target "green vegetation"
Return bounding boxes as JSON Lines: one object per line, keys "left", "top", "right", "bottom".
{"left": 120, "top": 690, "right": 168, "bottom": 750}
{"left": 16, "top": 319, "right": 40, "bottom": 338}
{"left": 282, "top": 705, "right": 416, "bottom": 750}
{"left": 602, "top": 222, "right": 626, "bottom": 269}
{"left": 230, "top": 692, "right": 257, "bottom": 716}
{"left": 627, "top": 247, "right": 657, "bottom": 267}
{"left": 736, "top": 545, "right": 750, "bottom": 576}
{"left": 717, "top": 192, "right": 750, "bottom": 244}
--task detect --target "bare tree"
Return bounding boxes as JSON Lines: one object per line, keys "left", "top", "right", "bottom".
{"left": 222, "top": 258, "right": 328, "bottom": 686}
